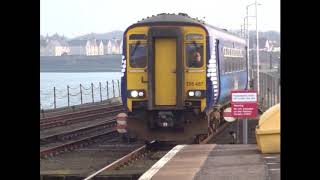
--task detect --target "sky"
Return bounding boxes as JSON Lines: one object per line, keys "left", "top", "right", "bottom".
{"left": 40, "top": 0, "right": 280, "bottom": 38}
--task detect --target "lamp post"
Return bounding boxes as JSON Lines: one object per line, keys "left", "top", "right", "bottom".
{"left": 243, "top": 0, "right": 261, "bottom": 145}
{"left": 246, "top": 2, "right": 255, "bottom": 88}
{"left": 255, "top": 0, "right": 260, "bottom": 97}
{"left": 246, "top": 1, "right": 261, "bottom": 90}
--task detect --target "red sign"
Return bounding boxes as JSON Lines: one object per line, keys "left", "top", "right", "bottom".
{"left": 231, "top": 90, "right": 258, "bottom": 118}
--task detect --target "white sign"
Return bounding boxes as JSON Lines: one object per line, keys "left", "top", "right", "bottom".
{"left": 223, "top": 107, "right": 236, "bottom": 122}
{"left": 232, "top": 92, "right": 257, "bottom": 103}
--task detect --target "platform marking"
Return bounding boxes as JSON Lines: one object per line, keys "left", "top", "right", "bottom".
{"left": 264, "top": 156, "right": 278, "bottom": 159}
{"left": 138, "top": 145, "right": 186, "bottom": 180}
{"left": 269, "top": 168, "right": 280, "bottom": 171}
{"left": 266, "top": 162, "right": 279, "bottom": 165}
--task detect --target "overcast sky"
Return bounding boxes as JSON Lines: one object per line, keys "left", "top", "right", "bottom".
{"left": 40, "top": 0, "right": 280, "bottom": 38}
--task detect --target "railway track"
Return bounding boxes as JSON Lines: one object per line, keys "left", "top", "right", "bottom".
{"left": 40, "top": 128, "right": 118, "bottom": 160}
{"left": 82, "top": 122, "right": 230, "bottom": 179}
{"left": 40, "top": 117, "right": 117, "bottom": 145}
{"left": 40, "top": 100, "right": 121, "bottom": 118}
{"left": 84, "top": 140, "right": 175, "bottom": 180}
{"left": 40, "top": 104, "right": 124, "bottom": 130}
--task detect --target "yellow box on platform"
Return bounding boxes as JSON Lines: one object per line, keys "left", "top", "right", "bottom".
{"left": 256, "top": 103, "right": 280, "bottom": 153}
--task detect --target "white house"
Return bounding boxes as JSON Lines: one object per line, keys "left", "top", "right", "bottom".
{"left": 111, "top": 39, "right": 122, "bottom": 54}
{"left": 98, "top": 40, "right": 104, "bottom": 55}
{"left": 86, "top": 39, "right": 100, "bottom": 56}
{"left": 105, "top": 40, "right": 113, "bottom": 55}
{"left": 44, "top": 39, "right": 70, "bottom": 56}
{"left": 119, "top": 40, "right": 123, "bottom": 54}
{"left": 264, "top": 40, "right": 272, "bottom": 52}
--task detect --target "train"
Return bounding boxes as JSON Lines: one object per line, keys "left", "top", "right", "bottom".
{"left": 119, "top": 13, "right": 248, "bottom": 143}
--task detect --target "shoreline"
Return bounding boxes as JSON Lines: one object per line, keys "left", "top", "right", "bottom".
{"left": 40, "top": 70, "right": 121, "bottom": 73}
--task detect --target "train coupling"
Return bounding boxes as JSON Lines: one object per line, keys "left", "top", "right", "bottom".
{"left": 157, "top": 111, "right": 174, "bottom": 128}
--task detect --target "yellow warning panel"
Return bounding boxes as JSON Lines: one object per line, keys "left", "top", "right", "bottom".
{"left": 155, "top": 38, "right": 176, "bottom": 105}
{"left": 256, "top": 103, "right": 280, "bottom": 153}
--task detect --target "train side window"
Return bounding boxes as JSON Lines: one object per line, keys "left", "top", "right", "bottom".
{"left": 226, "top": 58, "right": 230, "bottom": 73}
{"left": 129, "top": 43, "right": 147, "bottom": 68}
{"left": 232, "top": 59, "right": 235, "bottom": 71}
{"left": 241, "top": 58, "right": 244, "bottom": 70}
{"left": 231, "top": 59, "right": 235, "bottom": 72}
{"left": 236, "top": 59, "right": 240, "bottom": 71}
{"left": 222, "top": 58, "right": 225, "bottom": 74}
{"left": 186, "top": 44, "right": 204, "bottom": 68}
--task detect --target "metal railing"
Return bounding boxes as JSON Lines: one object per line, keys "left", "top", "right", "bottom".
{"left": 251, "top": 69, "right": 280, "bottom": 111}
{"left": 40, "top": 80, "right": 121, "bottom": 110}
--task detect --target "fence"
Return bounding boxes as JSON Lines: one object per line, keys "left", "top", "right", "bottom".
{"left": 250, "top": 69, "right": 280, "bottom": 111}
{"left": 40, "top": 80, "right": 121, "bottom": 110}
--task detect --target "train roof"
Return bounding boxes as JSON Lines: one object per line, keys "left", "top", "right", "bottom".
{"left": 127, "top": 13, "right": 245, "bottom": 44}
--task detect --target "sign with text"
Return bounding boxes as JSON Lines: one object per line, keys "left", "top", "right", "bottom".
{"left": 231, "top": 90, "right": 258, "bottom": 118}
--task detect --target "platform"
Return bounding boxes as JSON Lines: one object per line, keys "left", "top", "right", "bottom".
{"left": 139, "top": 144, "right": 280, "bottom": 180}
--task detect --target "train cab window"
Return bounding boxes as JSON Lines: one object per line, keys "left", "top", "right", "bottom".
{"left": 186, "top": 44, "right": 204, "bottom": 68}
{"left": 129, "top": 34, "right": 147, "bottom": 40}
{"left": 129, "top": 43, "right": 147, "bottom": 68}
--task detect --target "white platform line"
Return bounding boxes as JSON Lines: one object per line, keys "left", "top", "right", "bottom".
{"left": 138, "top": 145, "right": 186, "bottom": 180}
{"left": 269, "top": 168, "right": 280, "bottom": 171}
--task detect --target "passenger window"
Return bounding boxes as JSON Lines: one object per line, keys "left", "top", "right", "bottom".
{"left": 230, "top": 59, "right": 234, "bottom": 72}
{"left": 241, "top": 58, "right": 244, "bottom": 70}
{"left": 186, "top": 44, "right": 204, "bottom": 68}
{"left": 226, "top": 59, "right": 230, "bottom": 73}
{"left": 236, "top": 59, "right": 240, "bottom": 71}
{"left": 129, "top": 43, "right": 147, "bottom": 68}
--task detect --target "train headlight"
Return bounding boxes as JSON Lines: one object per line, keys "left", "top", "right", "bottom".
{"left": 188, "top": 91, "right": 195, "bottom": 97}
{"left": 131, "top": 90, "right": 138, "bottom": 98}
{"left": 187, "top": 90, "right": 205, "bottom": 98}
{"left": 195, "top": 91, "right": 201, "bottom": 97}
{"left": 128, "top": 90, "right": 146, "bottom": 98}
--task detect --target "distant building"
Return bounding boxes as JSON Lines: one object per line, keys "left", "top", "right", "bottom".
{"left": 68, "top": 40, "right": 88, "bottom": 56}
{"left": 119, "top": 40, "right": 123, "bottom": 54}
{"left": 97, "top": 40, "right": 104, "bottom": 55}
{"left": 110, "top": 39, "right": 122, "bottom": 54}
{"left": 115, "top": 39, "right": 122, "bottom": 54}
{"left": 40, "top": 40, "right": 48, "bottom": 56}
{"left": 102, "top": 40, "right": 113, "bottom": 55}
{"left": 264, "top": 40, "right": 272, "bottom": 52}
{"left": 86, "top": 39, "right": 98, "bottom": 56}
{"left": 42, "top": 39, "right": 70, "bottom": 56}
{"left": 273, "top": 47, "right": 280, "bottom": 52}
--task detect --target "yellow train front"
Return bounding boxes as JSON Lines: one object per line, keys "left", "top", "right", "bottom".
{"left": 120, "top": 13, "right": 247, "bottom": 143}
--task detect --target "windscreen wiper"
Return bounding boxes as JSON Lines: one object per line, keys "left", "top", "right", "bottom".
{"left": 130, "top": 41, "right": 141, "bottom": 57}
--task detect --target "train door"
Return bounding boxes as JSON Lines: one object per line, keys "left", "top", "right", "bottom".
{"left": 155, "top": 38, "right": 177, "bottom": 105}
{"left": 147, "top": 27, "right": 183, "bottom": 110}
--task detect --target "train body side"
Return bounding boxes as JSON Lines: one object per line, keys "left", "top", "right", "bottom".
{"left": 204, "top": 25, "right": 248, "bottom": 109}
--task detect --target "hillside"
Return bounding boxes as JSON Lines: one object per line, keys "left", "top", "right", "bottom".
{"left": 72, "top": 30, "right": 124, "bottom": 40}
{"left": 40, "top": 55, "right": 122, "bottom": 72}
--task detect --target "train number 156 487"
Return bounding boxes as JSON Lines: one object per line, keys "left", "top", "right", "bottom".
{"left": 186, "top": 82, "right": 204, "bottom": 86}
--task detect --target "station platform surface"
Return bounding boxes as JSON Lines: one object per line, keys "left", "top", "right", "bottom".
{"left": 139, "top": 144, "right": 280, "bottom": 180}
